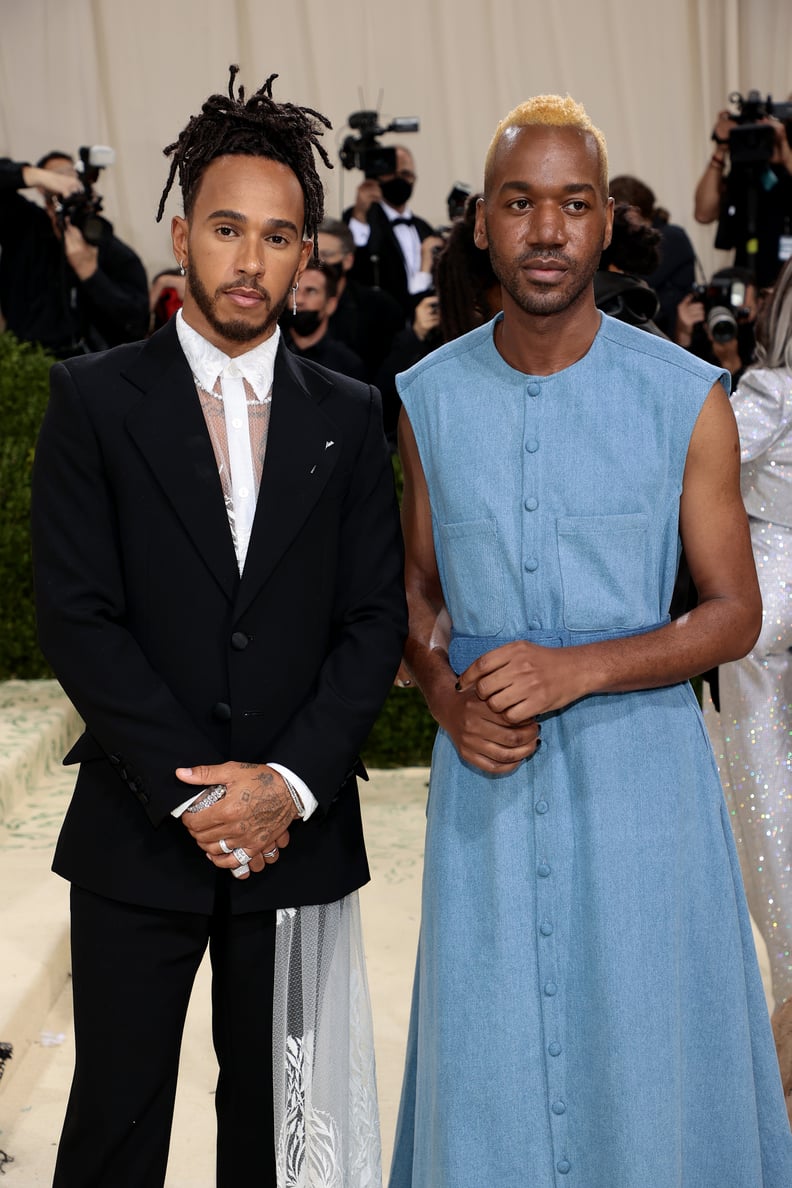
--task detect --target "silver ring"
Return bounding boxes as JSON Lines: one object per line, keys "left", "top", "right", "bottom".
{"left": 263, "top": 848, "right": 279, "bottom": 859}
{"left": 218, "top": 839, "right": 232, "bottom": 855}
{"left": 232, "top": 847, "right": 251, "bottom": 865}
{"left": 185, "top": 783, "right": 227, "bottom": 813}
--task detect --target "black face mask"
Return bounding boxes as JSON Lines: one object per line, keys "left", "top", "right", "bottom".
{"left": 379, "top": 176, "right": 414, "bottom": 209}
{"left": 283, "top": 309, "right": 322, "bottom": 337}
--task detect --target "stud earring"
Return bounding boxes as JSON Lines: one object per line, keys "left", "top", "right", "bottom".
{"left": 179, "top": 260, "right": 186, "bottom": 277}
{"left": 292, "top": 283, "right": 298, "bottom": 315}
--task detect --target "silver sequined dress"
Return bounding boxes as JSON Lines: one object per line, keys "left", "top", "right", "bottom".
{"left": 705, "top": 364, "right": 792, "bottom": 1008}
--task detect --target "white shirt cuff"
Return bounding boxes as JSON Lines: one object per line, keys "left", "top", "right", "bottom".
{"left": 171, "top": 791, "right": 203, "bottom": 818}
{"left": 268, "top": 762, "right": 319, "bottom": 821}
{"left": 348, "top": 216, "right": 371, "bottom": 247}
{"left": 409, "top": 270, "right": 433, "bottom": 295}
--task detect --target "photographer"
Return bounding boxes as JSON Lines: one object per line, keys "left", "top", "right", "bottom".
{"left": 343, "top": 145, "right": 444, "bottom": 316}
{"left": 694, "top": 94, "right": 792, "bottom": 288}
{"left": 0, "top": 152, "right": 149, "bottom": 357}
{"left": 675, "top": 266, "right": 758, "bottom": 385}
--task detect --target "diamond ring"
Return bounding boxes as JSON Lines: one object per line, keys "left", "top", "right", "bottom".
{"left": 218, "top": 839, "right": 232, "bottom": 855}
{"left": 185, "top": 784, "right": 227, "bottom": 813}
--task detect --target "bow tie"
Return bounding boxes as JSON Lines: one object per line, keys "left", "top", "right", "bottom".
{"left": 390, "top": 216, "right": 415, "bottom": 228}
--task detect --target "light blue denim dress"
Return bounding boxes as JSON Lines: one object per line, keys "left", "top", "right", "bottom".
{"left": 388, "top": 314, "right": 792, "bottom": 1187}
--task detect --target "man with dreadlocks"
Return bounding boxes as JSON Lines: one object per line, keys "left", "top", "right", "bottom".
{"left": 31, "top": 67, "right": 405, "bottom": 1187}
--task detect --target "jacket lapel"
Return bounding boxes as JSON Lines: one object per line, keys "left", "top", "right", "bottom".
{"left": 122, "top": 320, "right": 240, "bottom": 602}
{"left": 234, "top": 345, "right": 342, "bottom": 617}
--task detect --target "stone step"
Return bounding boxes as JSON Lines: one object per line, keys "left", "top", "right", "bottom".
{"left": 0, "top": 682, "right": 79, "bottom": 1098}
{"left": 0, "top": 680, "right": 81, "bottom": 823}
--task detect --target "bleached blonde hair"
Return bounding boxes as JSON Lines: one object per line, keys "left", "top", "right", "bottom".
{"left": 484, "top": 95, "right": 609, "bottom": 199}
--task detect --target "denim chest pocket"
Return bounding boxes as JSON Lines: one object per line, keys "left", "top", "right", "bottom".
{"left": 557, "top": 512, "right": 651, "bottom": 630}
{"left": 438, "top": 518, "right": 505, "bottom": 636}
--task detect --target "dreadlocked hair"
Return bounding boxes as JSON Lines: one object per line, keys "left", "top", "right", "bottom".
{"left": 156, "top": 65, "right": 332, "bottom": 240}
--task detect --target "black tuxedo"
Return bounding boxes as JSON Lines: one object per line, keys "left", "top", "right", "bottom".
{"left": 31, "top": 317, "right": 406, "bottom": 1185}
{"left": 344, "top": 201, "right": 434, "bottom": 315}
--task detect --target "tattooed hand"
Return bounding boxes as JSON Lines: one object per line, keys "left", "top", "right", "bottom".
{"left": 176, "top": 762, "right": 298, "bottom": 878}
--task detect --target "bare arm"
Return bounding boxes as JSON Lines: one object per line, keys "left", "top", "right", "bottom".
{"left": 693, "top": 159, "right": 725, "bottom": 224}
{"left": 458, "top": 383, "right": 761, "bottom": 721}
{"left": 693, "top": 111, "right": 732, "bottom": 224}
{"left": 399, "top": 410, "right": 540, "bottom": 772}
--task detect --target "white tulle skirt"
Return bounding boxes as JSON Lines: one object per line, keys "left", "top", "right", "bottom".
{"left": 273, "top": 893, "right": 382, "bottom": 1188}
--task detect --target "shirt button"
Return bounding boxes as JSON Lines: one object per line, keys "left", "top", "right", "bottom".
{"left": 232, "top": 417, "right": 243, "bottom": 429}
{"left": 557, "top": 1159, "right": 571, "bottom": 1174}
{"left": 239, "top": 486, "right": 249, "bottom": 498}
{"left": 524, "top": 496, "right": 539, "bottom": 511}
{"left": 524, "top": 558, "right": 539, "bottom": 573}
{"left": 525, "top": 438, "right": 539, "bottom": 453}
{"left": 551, "top": 1099, "right": 566, "bottom": 1115}
{"left": 226, "top": 363, "right": 240, "bottom": 378}
{"left": 544, "top": 981, "right": 558, "bottom": 997}
{"left": 548, "top": 1041, "right": 562, "bottom": 1056}
{"left": 537, "top": 863, "right": 551, "bottom": 878}
{"left": 539, "top": 920, "right": 554, "bottom": 936}
{"left": 527, "top": 382, "right": 541, "bottom": 397}
{"left": 535, "top": 799, "right": 549, "bottom": 815}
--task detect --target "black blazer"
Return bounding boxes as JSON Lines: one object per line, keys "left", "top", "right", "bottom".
{"left": 344, "top": 201, "right": 435, "bottom": 315}
{"left": 32, "top": 318, "right": 406, "bottom": 914}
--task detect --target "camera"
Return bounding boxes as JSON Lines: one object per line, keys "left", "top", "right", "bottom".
{"left": 726, "top": 91, "right": 792, "bottom": 165}
{"left": 339, "top": 110, "right": 419, "bottom": 178}
{"left": 690, "top": 276, "right": 751, "bottom": 342}
{"left": 55, "top": 145, "right": 115, "bottom": 244}
{"left": 446, "top": 182, "right": 472, "bottom": 222}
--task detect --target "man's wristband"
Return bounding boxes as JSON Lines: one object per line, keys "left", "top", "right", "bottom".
{"left": 280, "top": 774, "right": 305, "bottom": 818}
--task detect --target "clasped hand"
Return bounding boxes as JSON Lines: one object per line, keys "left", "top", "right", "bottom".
{"left": 444, "top": 641, "right": 586, "bottom": 773}
{"left": 176, "top": 761, "right": 296, "bottom": 879}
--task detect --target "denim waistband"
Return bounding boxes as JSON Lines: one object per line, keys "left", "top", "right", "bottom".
{"left": 448, "top": 619, "right": 670, "bottom": 676}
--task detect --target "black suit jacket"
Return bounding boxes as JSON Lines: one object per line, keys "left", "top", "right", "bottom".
{"left": 31, "top": 318, "right": 406, "bottom": 914}
{"left": 343, "top": 201, "right": 434, "bottom": 315}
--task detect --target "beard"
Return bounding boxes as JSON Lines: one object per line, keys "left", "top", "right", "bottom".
{"left": 487, "top": 228, "right": 607, "bottom": 318}
{"left": 186, "top": 264, "right": 290, "bottom": 344}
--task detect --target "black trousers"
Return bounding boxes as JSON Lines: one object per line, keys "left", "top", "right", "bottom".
{"left": 52, "top": 882, "right": 277, "bottom": 1188}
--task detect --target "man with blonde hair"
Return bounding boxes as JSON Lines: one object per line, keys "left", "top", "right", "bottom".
{"left": 388, "top": 96, "right": 792, "bottom": 1186}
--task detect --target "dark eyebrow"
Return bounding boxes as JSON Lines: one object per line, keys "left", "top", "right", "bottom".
{"left": 499, "top": 181, "right": 597, "bottom": 196}
{"left": 206, "top": 209, "right": 300, "bottom": 235}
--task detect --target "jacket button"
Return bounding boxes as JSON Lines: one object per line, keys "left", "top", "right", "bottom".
{"left": 212, "top": 701, "right": 232, "bottom": 722}
{"left": 230, "top": 632, "right": 249, "bottom": 650}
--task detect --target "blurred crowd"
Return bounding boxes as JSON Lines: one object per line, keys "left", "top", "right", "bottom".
{"left": 2, "top": 94, "right": 790, "bottom": 433}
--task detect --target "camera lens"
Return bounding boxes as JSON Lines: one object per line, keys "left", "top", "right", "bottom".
{"left": 707, "top": 305, "right": 738, "bottom": 342}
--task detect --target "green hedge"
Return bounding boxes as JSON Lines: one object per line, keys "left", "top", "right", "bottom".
{"left": 0, "top": 333, "right": 54, "bottom": 678}
{"left": 362, "top": 453, "right": 436, "bottom": 766}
